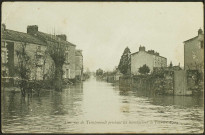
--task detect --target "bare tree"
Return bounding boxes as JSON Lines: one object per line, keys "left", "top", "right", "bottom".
{"left": 48, "top": 41, "right": 66, "bottom": 91}
{"left": 15, "top": 42, "right": 31, "bottom": 96}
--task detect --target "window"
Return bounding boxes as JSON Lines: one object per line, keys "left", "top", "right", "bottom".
{"left": 66, "top": 69, "right": 70, "bottom": 78}
{"left": 2, "top": 52, "right": 7, "bottom": 63}
{"left": 65, "top": 52, "right": 69, "bottom": 62}
{"left": 37, "top": 46, "right": 41, "bottom": 51}
{"left": 200, "top": 41, "right": 204, "bottom": 49}
{"left": 66, "top": 46, "right": 69, "bottom": 51}
{"left": 2, "top": 42, "right": 5, "bottom": 47}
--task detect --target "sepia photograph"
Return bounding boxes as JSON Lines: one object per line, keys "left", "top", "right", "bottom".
{"left": 1, "top": 1, "right": 204, "bottom": 134}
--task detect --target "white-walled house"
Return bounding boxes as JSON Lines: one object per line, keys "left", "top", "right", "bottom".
{"left": 131, "top": 46, "right": 167, "bottom": 75}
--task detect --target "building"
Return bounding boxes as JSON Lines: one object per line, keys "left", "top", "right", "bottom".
{"left": 75, "top": 49, "right": 83, "bottom": 80}
{"left": 1, "top": 24, "right": 48, "bottom": 85}
{"left": 184, "top": 28, "right": 204, "bottom": 71}
{"left": 26, "top": 25, "right": 77, "bottom": 79}
{"left": 131, "top": 46, "right": 167, "bottom": 75}
{"left": 1, "top": 24, "right": 83, "bottom": 85}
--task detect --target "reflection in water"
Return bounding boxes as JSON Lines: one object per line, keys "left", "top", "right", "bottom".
{"left": 1, "top": 77, "right": 204, "bottom": 133}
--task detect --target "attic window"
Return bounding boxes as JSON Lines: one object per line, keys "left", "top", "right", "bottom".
{"left": 200, "top": 41, "right": 204, "bottom": 49}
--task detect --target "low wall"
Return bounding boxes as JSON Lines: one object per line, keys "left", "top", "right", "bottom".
{"left": 119, "top": 70, "right": 203, "bottom": 96}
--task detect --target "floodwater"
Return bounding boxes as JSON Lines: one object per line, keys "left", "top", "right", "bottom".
{"left": 1, "top": 76, "right": 204, "bottom": 133}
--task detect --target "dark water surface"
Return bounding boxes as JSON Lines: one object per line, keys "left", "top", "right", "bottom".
{"left": 1, "top": 76, "right": 204, "bottom": 133}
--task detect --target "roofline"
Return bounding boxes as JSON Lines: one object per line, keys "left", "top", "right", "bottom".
{"left": 131, "top": 50, "right": 167, "bottom": 59}
{"left": 183, "top": 35, "right": 199, "bottom": 43}
{"left": 1, "top": 39, "right": 47, "bottom": 46}
{"left": 2, "top": 29, "right": 46, "bottom": 45}
{"left": 66, "top": 41, "right": 76, "bottom": 46}
{"left": 131, "top": 52, "right": 138, "bottom": 55}
{"left": 37, "top": 31, "right": 76, "bottom": 46}
{"left": 183, "top": 34, "right": 204, "bottom": 43}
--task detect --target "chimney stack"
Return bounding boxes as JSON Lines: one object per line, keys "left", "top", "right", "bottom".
{"left": 56, "top": 34, "right": 67, "bottom": 41}
{"left": 139, "top": 46, "right": 145, "bottom": 51}
{"left": 27, "top": 25, "right": 38, "bottom": 35}
{"left": 198, "top": 28, "right": 203, "bottom": 35}
{"left": 1, "top": 24, "right": 6, "bottom": 31}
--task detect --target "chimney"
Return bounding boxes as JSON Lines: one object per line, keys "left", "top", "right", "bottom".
{"left": 139, "top": 46, "right": 145, "bottom": 51}
{"left": 27, "top": 25, "right": 38, "bottom": 35}
{"left": 148, "top": 50, "right": 155, "bottom": 54}
{"left": 155, "top": 52, "right": 159, "bottom": 56}
{"left": 198, "top": 28, "right": 203, "bottom": 35}
{"left": 1, "top": 24, "right": 6, "bottom": 31}
{"left": 56, "top": 34, "right": 67, "bottom": 41}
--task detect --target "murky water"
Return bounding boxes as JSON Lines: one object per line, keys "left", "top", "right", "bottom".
{"left": 1, "top": 76, "right": 204, "bottom": 133}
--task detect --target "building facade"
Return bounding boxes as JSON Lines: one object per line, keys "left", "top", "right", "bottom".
{"left": 75, "top": 50, "right": 83, "bottom": 80}
{"left": 184, "top": 28, "right": 204, "bottom": 71}
{"left": 131, "top": 46, "right": 167, "bottom": 75}
{"left": 26, "top": 25, "right": 78, "bottom": 79}
{"left": 1, "top": 24, "right": 83, "bottom": 85}
{"left": 1, "top": 24, "right": 49, "bottom": 85}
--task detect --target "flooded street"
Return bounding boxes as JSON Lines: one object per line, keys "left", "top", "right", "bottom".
{"left": 2, "top": 76, "right": 204, "bottom": 133}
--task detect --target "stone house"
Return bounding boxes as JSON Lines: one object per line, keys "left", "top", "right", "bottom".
{"left": 1, "top": 24, "right": 49, "bottom": 85}
{"left": 1, "top": 24, "right": 83, "bottom": 86}
{"left": 131, "top": 46, "right": 167, "bottom": 75}
{"left": 184, "top": 28, "right": 204, "bottom": 72}
{"left": 26, "top": 25, "right": 77, "bottom": 79}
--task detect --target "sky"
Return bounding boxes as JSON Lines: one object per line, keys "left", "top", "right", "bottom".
{"left": 2, "top": 2, "right": 204, "bottom": 72}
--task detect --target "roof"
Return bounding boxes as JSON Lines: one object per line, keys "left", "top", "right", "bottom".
{"left": 75, "top": 50, "right": 82, "bottom": 56}
{"left": 131, "top": 50, "right": 166, "bottom": 59}
{"left": 131, "top": 51, "right": 139, "bottom": 55}
{"left": 1, "top": 28, "right": 76, "bottom": 47}
{"left": 35, "top": 31, "right": 76, "bottom": 46}
{"left": 183, "top": 34, "right": 204, "bottom": 43}
{"left": 183, "top": 36, "right": 198, "bottom": 43}
{"left": 1, "top": 29, "right": 46, "bottom": 45}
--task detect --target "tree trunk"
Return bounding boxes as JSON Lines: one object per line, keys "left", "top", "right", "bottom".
{"left": 54, "top": 66, "right": 63, "bottom": 91}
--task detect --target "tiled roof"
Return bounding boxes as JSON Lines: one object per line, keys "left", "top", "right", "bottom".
{"left": 184, "top": 34, "right": 204, "bottom": 43}
{"left": 131, "top": 50, "right": 166, "bottom": 59}
{"left": 35, "top": 32, "right": 76, "bottom": 46}
{"left": 183, "top": 36, "right": 198, "bottom": 43}
{"left": 2, "top": 29, "right": 46, "bottom": 45}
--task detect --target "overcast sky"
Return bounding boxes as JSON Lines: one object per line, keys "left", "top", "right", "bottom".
{"left": 2, "top": 2, "right": 203, "bottom": 71}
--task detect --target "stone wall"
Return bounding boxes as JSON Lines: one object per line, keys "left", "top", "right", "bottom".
{"left": 119, "top": 69, "right": 203, "bottom": 96}
{"left": 186, "top": 70, "right": 204, "bottom": 95}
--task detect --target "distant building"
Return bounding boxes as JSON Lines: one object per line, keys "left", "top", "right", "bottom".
{"left": 131, "top": 46, "right": 167, "bottom": 75}
{"left": 114, "top": 70, "right": 123, "bottom": 81}
{"left": 184, "top": 28, "right": 204, "bottom": 71}
{"left": 75, "top": 49, "right": 83, "bottom": 80}
{"left": 96, "top": 68, "right": 103, "bottom": 76}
